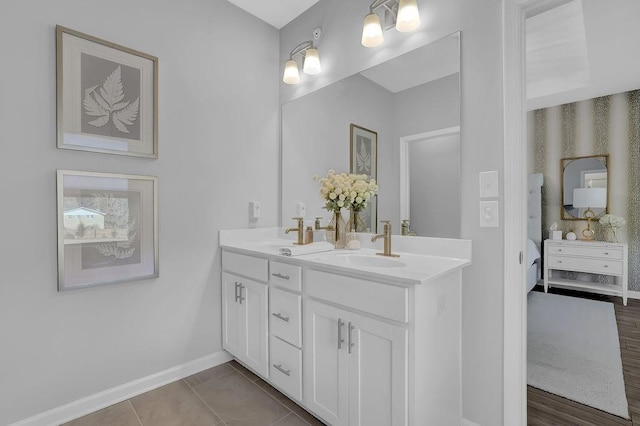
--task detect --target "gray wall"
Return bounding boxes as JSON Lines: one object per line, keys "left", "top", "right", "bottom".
{"left": 0, "top": 1, "right": 279, "bottom": 423}
{"left": 280, "top": 1, "right": 505, "bottom": 425}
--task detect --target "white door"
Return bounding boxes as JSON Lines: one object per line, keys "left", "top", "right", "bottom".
{"left": 348, "top": 312, "right": 408, "bottom": 426}
{"left": 304, "top": 299, "right": 349, "bottom": 426}
{"left": 222, "top": 272, "right": 241, "bottom": 356}
{"left": 239, "top": 277, "right": 269, "bottom": 378}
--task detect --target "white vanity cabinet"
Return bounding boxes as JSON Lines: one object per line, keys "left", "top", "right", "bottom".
{"left": 303, "top": 269, "right": 461, "bottom": 426}
{"left": 304, "top": 298, "right": 407, "bottom": 426}
{"left": 219, "top": 235, "right": 467, "bottom": 426}
{"left": 221, "top": 252, "right": 269, "bottom": 378}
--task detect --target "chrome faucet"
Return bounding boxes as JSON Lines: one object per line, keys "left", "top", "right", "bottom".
{"left": 285, "top": 217, "right": 305, "bottom": 245}
{"left": 401, "top": 219, "right": 417, "bottom": 236}
{"left": 371, "top": 220, "right": 399, "bottom": 257}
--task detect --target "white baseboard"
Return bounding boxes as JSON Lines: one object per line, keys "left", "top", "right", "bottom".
{"left": 11, "top": 350, "right": 232, "bottom": 426}
{"left": 462, "top": 419, "right": 481, "bottom": 426}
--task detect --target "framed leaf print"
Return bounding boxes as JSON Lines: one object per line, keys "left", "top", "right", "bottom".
{"left": 56, "top": 26, "right": 158, "bottom": 158}
{"left": 350, "top": 124, "right": 377, "bottom": 180}
{"left": 57, "top": 170, "right": 158, "bottom": 291}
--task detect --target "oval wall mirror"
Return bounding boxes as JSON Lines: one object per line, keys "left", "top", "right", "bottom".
{"left": 561, "top": 155, "right": 609, "bottom": 220}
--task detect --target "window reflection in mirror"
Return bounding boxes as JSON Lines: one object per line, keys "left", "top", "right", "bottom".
{"left": 561, "top": 155, "right": 609, "bottom": 220}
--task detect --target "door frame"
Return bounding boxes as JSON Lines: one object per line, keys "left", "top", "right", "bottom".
{"left": 503, "top": 0, "right": 570, "bottom": 424}
{"left": 399, "top": 126, "right": 461, "bottom": 221}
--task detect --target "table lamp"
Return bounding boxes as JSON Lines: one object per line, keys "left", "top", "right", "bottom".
{"left": 572, "top": 187, "right": 607, "bottom": 240}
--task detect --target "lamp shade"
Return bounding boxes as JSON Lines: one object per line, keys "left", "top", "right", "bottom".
{"left": 303, "top": 48, "right": 321, "bottom": 75}
{"left": 396, "top": 0, "right": 421, "bottom": 32}
{"left": 362, "top": 13, "right": 384, "bottom": 47}
{"left": 572, "top": 188, "right": 607, "bottom": 208}
{"left": 283, "top": 59, "right": 300, "bottom": 84}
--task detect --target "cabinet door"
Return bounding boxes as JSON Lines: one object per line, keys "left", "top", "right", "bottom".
{"left": 348, "top": 312, "right": 408, "bottom": 426}
{"left": 239, "top": 277, "right": 269, "bottom": 378}
{"left": 304, "top": 299, "right": 349, "bottom": 426}
{"left": 222, "top": 272, "right": 241, "bottom": 356}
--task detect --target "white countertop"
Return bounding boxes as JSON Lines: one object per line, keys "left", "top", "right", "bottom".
{"left": 219, "top": 228, "right": 472, "bottom": 286}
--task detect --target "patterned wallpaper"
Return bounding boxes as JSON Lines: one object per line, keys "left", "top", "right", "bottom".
{"left": 529, "top": 90, "right": 640, "bottom": 291}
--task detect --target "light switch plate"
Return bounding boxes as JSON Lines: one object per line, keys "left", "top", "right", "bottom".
{"left": 480, "top": 200, "right": 499, "bottom": 228}
{"left": 249, "top": 201, "right": 260, "bottom": 220}
{"left": 479, "top": 171, "right": 499, "bottom": 198}
{"left": 295, "top": 202, "right": 306, "bottom": 218}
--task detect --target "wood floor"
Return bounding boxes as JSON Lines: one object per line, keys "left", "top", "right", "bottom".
{"left": 528, "top": 287, "right": 640, "bottom": 426}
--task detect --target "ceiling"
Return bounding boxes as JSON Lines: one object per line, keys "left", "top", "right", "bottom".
{"left": 226, "top": 0, "right": 320, "bottom": 29}
{"left": 359, "top": 34, "right": 460, "bottom": 93}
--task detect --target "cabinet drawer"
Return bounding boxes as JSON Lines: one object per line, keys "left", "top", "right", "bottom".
{"left": 306, "top": 269, "right": 408, "bottom": 323}
{"left": 269, "top": 336, "right": 302, "bottom": 402}
{"left": 270, "top": 261, "right": 302, "bottom": 291}
{"left": 270, "top": 287, "right": 302, "bottom": 347}
{"left": 222, "top": 251, "right": 268, "bottom": 282}
{"left": 546, "top": 244, "right": 623, "bottom": 260}
{"left": 547, "top": 255, "right": 624, "bottom": 275}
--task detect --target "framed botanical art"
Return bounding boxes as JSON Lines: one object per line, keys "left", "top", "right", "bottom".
{"left": 56, "top": 26, "right": 158, "bottom": 158}
{"left": 350, "top": 124, "right": 377, "bottom": 180}
{"left": 57, "top": 170, "right": 158, "bottom": 291}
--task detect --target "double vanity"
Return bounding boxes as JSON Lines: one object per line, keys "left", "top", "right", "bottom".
{"left": 220, "top": 227, "right": 471, "bottom": 426}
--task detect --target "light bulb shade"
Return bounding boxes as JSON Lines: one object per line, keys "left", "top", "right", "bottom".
{"left": 283, "top": 59, "right": 300, "bottom": 84}
{"left": 361, "top": 13, "right": 384, "bottom": 47}
{"left": 572, "top": 188, "right": 607, "bottom": 208}
{"left": 303, "top": 48, "right": 321, "bottom": 75}
{"left": 396, "top": 0, "right": 421, "bottom": 32}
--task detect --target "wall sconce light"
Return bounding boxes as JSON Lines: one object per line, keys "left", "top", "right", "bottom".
{"left": 361, "top": 0, "right": 421, "bottom": 47}
{"left": 283, "top": 28, "right": 322, "bottom": 85}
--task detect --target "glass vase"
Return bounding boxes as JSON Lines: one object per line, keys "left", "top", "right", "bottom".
{"left": 348, "top": 209, "right": 367, "bottom": 233}
{"left": 607, "top": 227, "right": 620, "bottom": 243}
{"left": 327, "top": 210, "right": 347, "bottom": 249}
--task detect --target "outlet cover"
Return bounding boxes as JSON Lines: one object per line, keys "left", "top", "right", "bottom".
{"left": 480, "top": 200, "right": 499, "bottom": 228}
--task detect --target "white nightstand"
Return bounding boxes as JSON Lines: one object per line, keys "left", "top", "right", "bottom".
{"left": 544, "top": 239, "right": 628, "bottom": 305}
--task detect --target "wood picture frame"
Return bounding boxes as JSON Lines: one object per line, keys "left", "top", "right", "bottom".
{"left": 350, "top": 124, "right": 378, "bottom": 180}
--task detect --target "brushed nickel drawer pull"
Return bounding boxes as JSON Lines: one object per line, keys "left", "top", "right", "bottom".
{"left": 272, "top": 313, "right": 290, "bottom": 322}
{"left": 338, "top": 318, "right": 345, "bottom": 349}
{"left": 272, "top": 273, "right": 290, "bottom": 280}
{"left": 604, "top": 264, "right": 609, "bottom": 268}
{"left": 273, "top": 364, "right": 291, "bottom": 376}
{"left": 604, "top": 252, "right": 609, "bottom": 255}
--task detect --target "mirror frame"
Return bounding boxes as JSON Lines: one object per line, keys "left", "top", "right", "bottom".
{"left": 560, "top": 154, "right": 609, "bottom": 220}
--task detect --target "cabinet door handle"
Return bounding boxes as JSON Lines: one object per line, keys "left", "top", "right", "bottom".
{"left": 234, "top": 282, "right": 240, "bottom": 303}
{"left": 338, "top": 318, "right": 345, "bottom": 349}
{"left": 348, "top": 322, "right": 355, "bottom": 354}
{"left": 272, "top": 273, "right": 290, "bottom": 280}
{"left": 557, "top": 260, "right": 562, "bottom": 264}
{"left": 604, "top": 264, "right": 609, "bottom": 268}
{"left": 273, "top": 364, "right": 291, "bottom": 376}
{"left": 238, "top": 284, "right": 245, "bottom": 304}
{"left": 272, "top": 313, "right": 290, "bottom": 322}
{"left": 604, "top": 252, "right": 609, "bottom": 255}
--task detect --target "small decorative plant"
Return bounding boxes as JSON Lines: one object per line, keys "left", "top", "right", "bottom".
{"left": 314, "top": 169, "right": 351, "bottom": 212}
{"left": 599, "top": 214, "right": 626, "bottom": 243}
{"left": 313, "top": 170, "right": 378, "bottom": 212}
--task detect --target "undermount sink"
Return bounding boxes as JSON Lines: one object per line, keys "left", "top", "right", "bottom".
{"left": 329, "top": 254, "right": 406, "bottom": 268}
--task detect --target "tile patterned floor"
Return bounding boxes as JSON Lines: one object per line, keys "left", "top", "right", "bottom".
{"left": 63, "top": 360, "right": 325, "bottom": 426}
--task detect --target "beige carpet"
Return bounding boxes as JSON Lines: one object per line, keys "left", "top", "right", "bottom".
{"left": 528, "top": 291, "right": 629, "bottom": 419}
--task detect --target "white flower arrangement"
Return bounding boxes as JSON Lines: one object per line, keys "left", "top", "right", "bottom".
{"left": 313, "top": 170, "right": 378, "bottom": 212}
{"left": 349, "top": 173, "right": 378, "bottom": 212}
{"left": 599, "top": 214, "right": 626, "bottom": 243}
